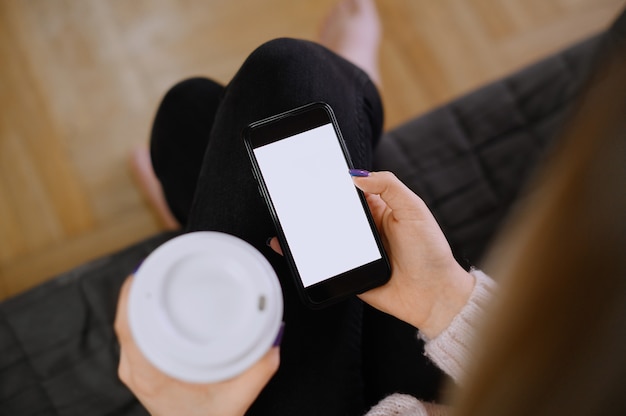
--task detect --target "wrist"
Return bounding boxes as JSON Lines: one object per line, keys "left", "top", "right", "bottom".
{"left": 417, "top": 265, "right": 475, "bottom": 339}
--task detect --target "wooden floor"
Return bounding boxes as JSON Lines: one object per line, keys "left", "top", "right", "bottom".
{"left": 1, "top": 0, "right": 623, "bottom": 301}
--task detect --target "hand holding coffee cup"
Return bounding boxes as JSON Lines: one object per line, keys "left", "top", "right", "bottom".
{"left": 114, "top": 232, "right": 284, "bottom": 416}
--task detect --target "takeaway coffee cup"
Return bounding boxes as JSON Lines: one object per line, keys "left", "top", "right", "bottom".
{"left": 128, "top": 231, "right": 283, "bottom": 383}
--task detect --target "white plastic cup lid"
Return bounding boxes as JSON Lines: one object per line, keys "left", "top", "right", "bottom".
{"left": 128, "top": 231, "right": 283, "bottom": 383}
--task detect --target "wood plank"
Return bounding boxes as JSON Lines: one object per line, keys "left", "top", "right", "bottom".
{"left": 2, "top": 208, "right": 160, "bottom": 299}
{"left": 0, "top": 1, "right": 95, "bottom": 242}
{"left": 497, "top": 1, "right": 624, "bottom": 69}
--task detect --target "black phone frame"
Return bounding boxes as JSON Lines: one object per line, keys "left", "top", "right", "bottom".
{"left": 243, "top": 102, "right": 391, "bottom": 309}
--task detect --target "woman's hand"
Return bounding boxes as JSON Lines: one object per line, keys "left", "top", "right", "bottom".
{"left": 352, "top": 171, "right": 474, "bottom": 339}
{"left": 114, "top": 276, "right": 280, "bottom": 416}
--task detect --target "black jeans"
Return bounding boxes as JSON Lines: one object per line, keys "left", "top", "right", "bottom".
{"left": 150, "top": 38, "right": 421, "bottom": 416}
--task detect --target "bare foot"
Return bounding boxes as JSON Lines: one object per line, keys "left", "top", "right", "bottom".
{"left": 129, "top": 146, "right": 180, "bottom": 230}
{"left": 319, "top": 0, "right": 382, "bottom": 87}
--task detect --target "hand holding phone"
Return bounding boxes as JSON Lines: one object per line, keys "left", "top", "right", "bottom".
{"left": 244, "top": 103, "right": 390, "bottom": 308}
{"left": 352, "top": 171, "right": 475, "bottom": 339}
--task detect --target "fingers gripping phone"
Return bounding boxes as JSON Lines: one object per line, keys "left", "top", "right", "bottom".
{"left": 244, "top": 102, "right": 390, "bottom": 308}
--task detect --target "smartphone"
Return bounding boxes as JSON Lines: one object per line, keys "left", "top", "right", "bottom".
{"left": 243, "top": 102, "right": 390, "bottom": 308}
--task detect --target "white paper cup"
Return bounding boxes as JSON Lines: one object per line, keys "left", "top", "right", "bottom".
{"left": 128, "top": 231, "right": 283, "bottom": 383}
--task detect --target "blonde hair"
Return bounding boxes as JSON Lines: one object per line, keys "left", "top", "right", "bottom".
{"left": 453, "top": 32, "right": 626, "bottom": 415}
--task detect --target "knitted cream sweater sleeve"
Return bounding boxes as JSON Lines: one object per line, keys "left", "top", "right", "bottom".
{"left": 364, "top": 394, "right": 450, "bottom": 416}
{"left": 421, "top": 269, "right": 496, "bottom": 383}
{"left": 364, "top": 270, "right": 496, "bottom": 416}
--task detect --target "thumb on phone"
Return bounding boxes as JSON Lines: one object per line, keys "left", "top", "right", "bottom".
{"left": 351, "top": 171, "right": 426, "bottom": 221}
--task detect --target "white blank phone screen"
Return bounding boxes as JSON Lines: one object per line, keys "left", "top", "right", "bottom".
{"left": 254, "top": 123, "right": 382, "bottom": 288}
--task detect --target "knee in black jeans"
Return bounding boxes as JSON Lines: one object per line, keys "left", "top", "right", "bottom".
{"left": 150, "top": 77, "right": 224, "bottom": 225}
{"left": 227, "top": 37, "right": 383, "bottom": 167}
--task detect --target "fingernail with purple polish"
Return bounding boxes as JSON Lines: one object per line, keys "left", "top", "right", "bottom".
{"left": 273, "top": 322, "right": 285, "bottom": 347}
{"left": 132, "top": 259, "right": 144, "bottom": 275}
{"left": 349, "top": 169, "right": 370, "bottom": 177}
